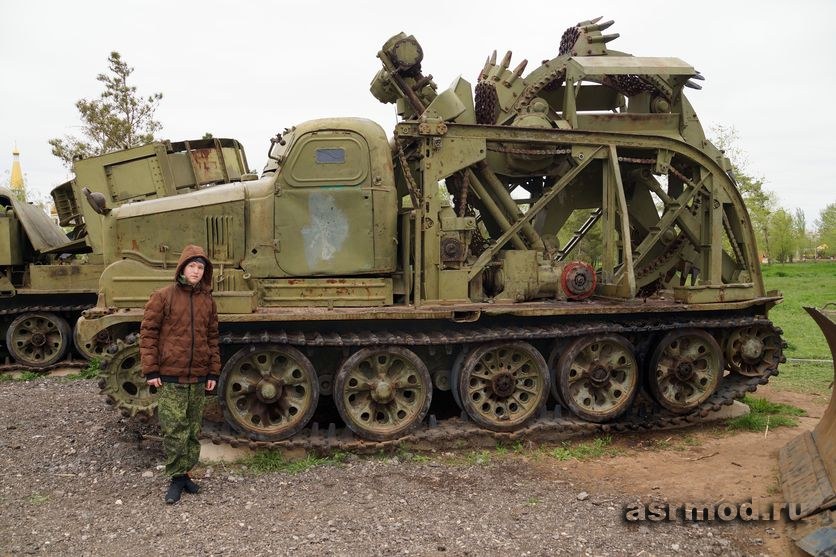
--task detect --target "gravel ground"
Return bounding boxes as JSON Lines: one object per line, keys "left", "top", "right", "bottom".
{"left": 1, "top": 378, "right": 771, "bottom": 556}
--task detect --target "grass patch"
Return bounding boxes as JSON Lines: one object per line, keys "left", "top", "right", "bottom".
{"left": 66, "top": 359, "right": 101, "bottom": 380}
{"left": 681, "top": 435, "right": 701, "bottom": 447}
{"left": 466, "top": 450, "right": 492, "bottom": 466}
{"left": 726, "top": 395, "right": 806, "bottom": 432}
{"left": 761, "top": 261, "right": 836, "bottom": 360}
{"left": 27, "top": 493, "right": 49, "bottom": 505}
{"left": 396, "top": 447, "right": 431, "bottom": 463}
{"left": 241, "top": 450, "right": 347, "bottom": 475}
{"left": 494, "top": 440, "right": 525, "bottom": 457}
{"left": 770, "top": 361, "right": 833, "bottom": 395}
{"left": 548, "top": 435, "right": 619, "bottom": 461}
{"left": 766, "top": 476, "right": 782, "bottom": 497}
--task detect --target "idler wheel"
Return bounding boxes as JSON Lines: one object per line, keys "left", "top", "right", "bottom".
{"left": 334, "top": 347, "right": 432, "bottom": 441}
{"left": 648, "top": 329, "right": 722, "bottom": 414}
{"left": 725, "top": 325, "right": 784, "bottom": 377}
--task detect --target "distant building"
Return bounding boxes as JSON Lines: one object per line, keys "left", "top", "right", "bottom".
{"left": 9, "top": 144, "right": 26, "bottom": 200}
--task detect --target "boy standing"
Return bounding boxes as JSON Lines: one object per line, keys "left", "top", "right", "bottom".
{"left": 141, "top": 245, "right": 220, "bottom": 504}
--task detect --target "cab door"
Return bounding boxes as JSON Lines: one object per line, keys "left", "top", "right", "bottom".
{"left": 274, "top": 130, "right": 374, "bottom": 276}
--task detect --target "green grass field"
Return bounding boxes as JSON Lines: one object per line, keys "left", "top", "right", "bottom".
{"left": 761, "top": 261, "right": 835, "bottom": 394}
{"left": 762, "top": 261, "right": 836, "bottom": 359}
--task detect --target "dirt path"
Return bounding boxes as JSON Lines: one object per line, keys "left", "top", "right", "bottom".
{"left": 0, "top": 377, "right": 825, "bottom": 556}
{"left": 530, "top": 384, "right": 828, "bottom": 556}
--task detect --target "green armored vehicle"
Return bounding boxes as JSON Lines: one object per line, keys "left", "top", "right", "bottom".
{"left": 0, "top": 187, "right": 100, "bottom": 369}
{"left": 0, "top": 138, "right": 249, "bottom": 370}
{"left": 82, "top": 18, "right": 784, "bottom": 447}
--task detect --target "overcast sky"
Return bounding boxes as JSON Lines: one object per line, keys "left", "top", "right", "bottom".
{"left": 2, "top": 0, "right": 834, "bottom": 226}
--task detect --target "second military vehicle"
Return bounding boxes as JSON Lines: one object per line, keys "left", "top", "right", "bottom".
{"left": 0, "top": 137, "right": 251, "bottom": 372}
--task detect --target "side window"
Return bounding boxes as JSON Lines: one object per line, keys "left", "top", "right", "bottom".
{"left": 286, "top": 132, "right": 368, "bottom": 187}
{"left": 315, "top": 148, "right": 345, "bottom": 164}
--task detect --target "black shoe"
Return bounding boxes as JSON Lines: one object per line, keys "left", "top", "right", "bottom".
{"left": 183, "top": 474, "right": 200, "bottom": 495}
{"left": 165, "top": 476, "right": 186, "bottom": 504}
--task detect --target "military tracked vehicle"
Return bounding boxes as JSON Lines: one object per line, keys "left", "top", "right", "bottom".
{"left": 0, "top": 187, "right": 100, "bottom": 369}
{"left": 0, "top": 138, "right": 249, "bottom": 370}
{"left": 83, "top": 18, "right": 786, "bottom": 448}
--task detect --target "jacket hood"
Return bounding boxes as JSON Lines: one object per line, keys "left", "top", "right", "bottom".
{"left": 174, "top": 244, "right": 213, "bottom": 290}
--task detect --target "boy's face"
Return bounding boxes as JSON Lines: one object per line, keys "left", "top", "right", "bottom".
{"left": 184, "top": 261, "right": 205, "bottom": 285}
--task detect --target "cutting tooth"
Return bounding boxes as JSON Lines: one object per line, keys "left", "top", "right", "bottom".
{"left": 512, "top": 59, "right": 528, "bottom": 77}
{"left": 480, "top": 55, "right": 492, "bottom": 79}
{"left": 691, "top": 72, "right": 705, "bottom": 81}
{"left": 499, "top": 51, "right": 512, "bottom": 71}
{"left": 588, "top": 33, "right": 620, "bottom": 44}
{"left": 685, "top": 80, "right": 702, "bottom": 90}
{"left": 505, "top": 59, "right": 528, "bottom": 86}
{"left": 489, "top": 50, "right": 497, "bottom": 65}
{"left": 582, "top": 18, "right": 614, "bottom": 32}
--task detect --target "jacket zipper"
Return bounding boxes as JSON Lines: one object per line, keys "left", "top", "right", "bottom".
{"left": 188, "top": 290, "right": 195, "bottom": 377}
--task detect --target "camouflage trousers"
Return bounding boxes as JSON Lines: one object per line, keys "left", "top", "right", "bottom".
{"left": 157, "top": 383, "right": 206, "bottom": 477}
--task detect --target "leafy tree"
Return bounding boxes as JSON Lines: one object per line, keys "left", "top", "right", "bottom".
{"left": 793, "top": 208, "right": 812, "bottom": 258}
{"left": 768, "top": 209, "right": 797, "bottom": 263}
{"left": 710, "top": 125, "right": 776, "bottom": 260}
{"left": 49, "top": 52, "right": 163, "bottom": 167}
{"left": 557, "top": 209, "right": 603, "bottom": 267}
{"left": 817, "top": 202, "right": 836, "bottom": 257}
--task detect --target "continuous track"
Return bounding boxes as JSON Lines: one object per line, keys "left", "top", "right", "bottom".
{"left": 99, "top": 313, "right": 785, "bottom": 453}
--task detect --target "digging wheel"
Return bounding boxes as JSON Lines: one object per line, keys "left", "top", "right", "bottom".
{"left": 334, "top": 346, "right": 432, "bottom": 441}
{"left": 725, "top": 324, "right": 784, "bottom": 377}
{"left": 648, "top": 329, "right": 722, "bottom": 414}
{"left": 456, "top": 341, "right": 549, "bottom": 432}
{"left": 556, "top": 334, "right": 639, "bottom": 422}
{"left": 99, "top": 336, "right": 158, "bottom": 419}
{"left": 5, "top": 312, "right": 71, "bottom": 368}
{"left": 218, "top": 344, "right": 318, "bottom": 441}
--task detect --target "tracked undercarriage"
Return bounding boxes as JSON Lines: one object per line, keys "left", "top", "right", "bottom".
{"left": 98, "top": 308, "right": 785, "bottom": 450}
{"left": 0, "top": 302, "right": 94, "bottom": 373}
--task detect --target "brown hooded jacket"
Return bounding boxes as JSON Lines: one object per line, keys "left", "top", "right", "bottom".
{"left": 140, "top": 245, "right": 220, "bottom": 383}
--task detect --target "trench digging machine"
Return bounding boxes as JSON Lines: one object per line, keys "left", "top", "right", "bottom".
{"left": 73, "top": 18, "right": 796, "bottom": 450}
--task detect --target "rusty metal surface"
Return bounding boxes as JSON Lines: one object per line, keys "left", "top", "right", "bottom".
{"left": 779, "top": 306, "right": 836, "bottom": 523}
{"left": 0, "top": 359, "right": 87, "bottom": 374}
{"left": 83, "top": 295, "right": 783, "bottom": 330}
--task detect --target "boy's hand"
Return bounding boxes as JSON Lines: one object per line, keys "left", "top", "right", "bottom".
{"left": 206, "top": 380, "right": 217, "bottom": 392}
{"left": 147, "top": 378, "right": 162, "bottom": 388}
